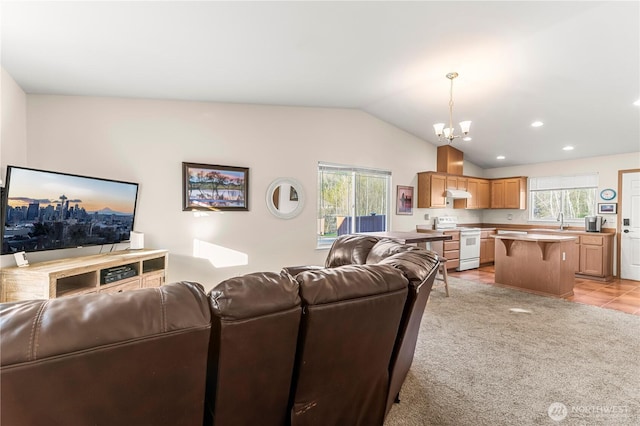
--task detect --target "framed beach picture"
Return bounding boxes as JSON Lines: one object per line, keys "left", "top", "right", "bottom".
{"left": 182, "top": 162, "right": 249, "bottom": 211}
{"left": 396, "top": 185, "right": 413, "bottom": 215}
{"left": 597, "top": 203, "right": 617, "bottom": 214}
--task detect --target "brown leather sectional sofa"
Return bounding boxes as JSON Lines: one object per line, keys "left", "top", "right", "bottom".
{"left": 0, "top": 235, "right": 440, "bottom": 426}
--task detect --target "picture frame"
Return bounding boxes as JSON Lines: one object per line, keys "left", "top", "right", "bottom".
{"left": 396, "top": 185, "right": 414, "bottom": 215}
{"left": 182, "top": 162, "right": 249, "bottom": 211}
{"left": 597, "top": 202, "right": 617, "bottom": 214}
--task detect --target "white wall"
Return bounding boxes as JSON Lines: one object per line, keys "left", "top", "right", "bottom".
{"left": 4, "top": 94, "right": 448, "bottom": 290}
{"left": 481, "top": 153, "right": 640, "bottom": 229}
{"left": 0, "top": 68, "right": 28, "bottom": 180}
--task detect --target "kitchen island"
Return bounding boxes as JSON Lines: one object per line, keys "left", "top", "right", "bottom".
{"left": 492, "top": 233, "right": 578, "bottom": 297}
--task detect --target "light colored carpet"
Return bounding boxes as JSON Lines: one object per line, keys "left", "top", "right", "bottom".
{"left": 384, "top": 277, "right": 640, "bottom": 426}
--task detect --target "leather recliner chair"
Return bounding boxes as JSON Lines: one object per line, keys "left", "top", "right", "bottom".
{"left": 368, "top": 239, "right": 440, "bottom": 415}
{"left": 204, "top": 271, "right": 302, "bottom": 426}
{"left": 289, "top": 263, "right": 409, "bottom": 426}
{"left": 286, "top": 234, "right": 441, "bottom": 420}
{"left": 0, "top": 281, "right": 212, "bottom": 426}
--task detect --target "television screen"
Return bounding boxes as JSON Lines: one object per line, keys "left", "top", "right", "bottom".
{"left": 2, "top": 166, "right": 139, "bottom": 255}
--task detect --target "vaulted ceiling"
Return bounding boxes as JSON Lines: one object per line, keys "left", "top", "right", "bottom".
{"left": 2, "top": 1, "right": 638, "bottom": 168}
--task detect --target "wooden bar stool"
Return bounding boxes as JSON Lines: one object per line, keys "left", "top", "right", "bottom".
{"left": 434, "top": 257, "right": 450, "bottom": 297}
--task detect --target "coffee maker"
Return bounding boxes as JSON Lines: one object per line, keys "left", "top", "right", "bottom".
{"left": 585, "top": 216, "right": 605, "bottom": 232}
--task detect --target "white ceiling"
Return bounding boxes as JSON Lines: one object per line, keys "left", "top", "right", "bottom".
{"left": 1, "top": 1, "right": 639, "bottom": 168}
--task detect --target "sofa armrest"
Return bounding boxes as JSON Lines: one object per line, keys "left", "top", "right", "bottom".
{"left": 282, "top": 265, "right": 325, "bottom": 277}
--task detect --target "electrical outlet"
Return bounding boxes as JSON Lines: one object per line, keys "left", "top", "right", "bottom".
{"left": 424, "top": 214, "right": 430, "bottom": 220}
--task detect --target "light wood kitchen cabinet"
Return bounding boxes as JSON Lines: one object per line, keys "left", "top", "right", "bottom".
{"left": 456, "top": 178, "right": 490, "bottom": 209}
{"left": 447, "top": 175, "right": 467, "bottom": 191}
{"left": 417, "top": 172, "right": 447, "bottom": 208}
{"left": 477, "top": 180, "right": 491, "bottom": 208}
{"left": 430, "top": 230, "right": 460, "bottom": 270}
{"left": 578, "top": 234, "right": 613, "bottom": 280}
{"left": 491, "top": 180, "right": 505, "bottom": 208}
{"left": 449, "top": 176, "right": 468, "bottom": 209}
{"left": 480, "top": 230, "right": 496, "bottom": 264}
{"left": 490, "top": 177, "right": 527, "bottom": 209}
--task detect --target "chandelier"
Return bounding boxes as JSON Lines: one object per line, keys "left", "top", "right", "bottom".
{"left": 433, "top": 72, "right": 471, "bottom": 143}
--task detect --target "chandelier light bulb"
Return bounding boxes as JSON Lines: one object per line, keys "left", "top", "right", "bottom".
{"left": 433, "top": 123, "right": 445, "bottom": 137}
{"left": 459, "top": 121, "right": 472, "bottom": 134}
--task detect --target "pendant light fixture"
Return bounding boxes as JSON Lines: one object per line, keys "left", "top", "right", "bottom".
{"left": 433, "top": 72, "right": 471, "bottom": 143}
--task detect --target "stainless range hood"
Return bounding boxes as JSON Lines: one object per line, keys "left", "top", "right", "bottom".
{"left": 444, "top": 189, "right": 472, "bottom": 199}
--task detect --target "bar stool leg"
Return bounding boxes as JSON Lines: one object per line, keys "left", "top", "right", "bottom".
{"left": 440, "top": 264, "right": 450, "bottom": 297}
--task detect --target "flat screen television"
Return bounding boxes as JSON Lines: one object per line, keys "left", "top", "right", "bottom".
{"left": 1, "top": 166, "right": 139, "bottom": 255}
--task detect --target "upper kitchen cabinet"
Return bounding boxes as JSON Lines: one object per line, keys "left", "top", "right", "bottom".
{"left": 490, "top": 177, "right": 527, "bottom": 209}
{"left": 417, "top": 172, "right": 447, "bottom": 208}
{"left": 437, "top": 145, "right": 464, "bottom": 175}
{"left": 455, "top": 177, "right": 490, "bottom": 209}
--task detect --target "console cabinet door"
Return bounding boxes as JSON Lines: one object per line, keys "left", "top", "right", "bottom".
{"left": 143, "top": 272, "right": 165, "bottom": 288}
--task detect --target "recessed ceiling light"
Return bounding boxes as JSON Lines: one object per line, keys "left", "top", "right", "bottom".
{"left": 634, "top": 99, "right": 640, "bottom": 106}
{"left": 531, "top": 121, "right": 544, "bottom": 127}
{"left": 463, "top": 137, "right": 472, "bottom": 141}
{"left": 496, "top": 155, "right": 506, "bottom": 160}
{"left": 562, "top": 145, "right": 574, "bottom": 151}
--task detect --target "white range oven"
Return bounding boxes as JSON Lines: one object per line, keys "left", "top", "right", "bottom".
{"left": 434, "top": 216, "right": 482, "bottom": 271}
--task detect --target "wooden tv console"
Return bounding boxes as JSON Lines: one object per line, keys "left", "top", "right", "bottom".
{"left": 0, "top": 249, "right": 168, "bottom": 303}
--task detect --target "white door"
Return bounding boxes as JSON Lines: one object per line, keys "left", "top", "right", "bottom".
{"left": 621, "top": 171, "right": 640, "bottom": 280}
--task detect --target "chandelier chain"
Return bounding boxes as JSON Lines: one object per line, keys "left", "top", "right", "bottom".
{"left": 448, "top": 77, "right": 455, "bottom": 137}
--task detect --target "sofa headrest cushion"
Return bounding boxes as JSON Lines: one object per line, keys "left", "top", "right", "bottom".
{"left": 324, "top": 234, "right": 380, "bottom": 267}
{"left": 209, "top": 271, "right": 300, "bottom": 320}
{"left": 365, "top": 238, "right": 418, "bottom": 264}
{"left": 296, "top": 264, "right": 408, "bottom": 305}
{"left": 0, "top": 281, "right": 211, "bottom": 366}
{"left": 377, "top": 249, "right": 440, "bottom": 285}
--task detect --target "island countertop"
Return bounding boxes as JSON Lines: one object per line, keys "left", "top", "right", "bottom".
{"left": 492, "top": 233, "right": 578, "bottom": 243}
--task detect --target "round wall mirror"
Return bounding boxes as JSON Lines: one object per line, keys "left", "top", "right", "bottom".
{"left": 266, "top": 177, "right": 305, "bottom": 219}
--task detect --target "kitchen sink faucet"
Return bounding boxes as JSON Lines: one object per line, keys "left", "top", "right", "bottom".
{"left": 557, "top": 212, "right": 565, "bottom": 230}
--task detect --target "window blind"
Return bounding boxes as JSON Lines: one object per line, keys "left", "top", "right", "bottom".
{"left": 528, "top": 173, "right": 598, "bottom": 191}
{"left": 318, "top": 162, "right": 392, "bottom": 176}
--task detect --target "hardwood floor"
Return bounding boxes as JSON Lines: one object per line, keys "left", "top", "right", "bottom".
{"left": 449, "top": 265, "right": 640, "bottom": 316}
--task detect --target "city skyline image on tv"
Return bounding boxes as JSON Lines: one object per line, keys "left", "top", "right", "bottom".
{"left": 2, "top": 166, "right": 139, "bottom": 255}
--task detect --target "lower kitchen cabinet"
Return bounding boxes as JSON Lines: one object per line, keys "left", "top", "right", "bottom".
{"left": 480, "top": 230, "right": 496, "bottom": 264}
{"left": 430, "top": 230, "right": 460, "bottom": 270}
{"left": 578, "top": 234, "right": 613, "bottom": 280}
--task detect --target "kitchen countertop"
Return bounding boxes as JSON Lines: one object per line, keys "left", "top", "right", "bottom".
{"left": 417, "top": 224, "right": 614, "bottom": 235}
{"left": 360, "top": 231, "right": 452, "bottom": 243}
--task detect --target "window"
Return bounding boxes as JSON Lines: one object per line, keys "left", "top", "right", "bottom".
{"left": 529, "top": 174, "right": 598, "bottom": 221}
{"left": 317, "top": 163, "right": 391, "bottom": 247}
